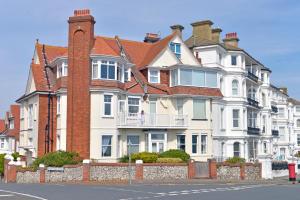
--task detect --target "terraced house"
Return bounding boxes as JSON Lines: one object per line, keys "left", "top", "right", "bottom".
{"left": 17, "top": 10, "right": 223, "bottom": 162}
{"left": 0, "top": 105, "right": 20, "bottom": 154}
{"left": 185, "top": 20, "right": 300, "bottom": 162}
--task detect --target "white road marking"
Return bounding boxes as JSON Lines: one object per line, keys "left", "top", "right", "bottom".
{"left": 0, "top": 194, "right": 14, "bottom": 197}
{"left": 119, "top": 184, "right": 268, "bottom": 200}
{"left": 0, "top": 190, "right": 47, "bottom": 200}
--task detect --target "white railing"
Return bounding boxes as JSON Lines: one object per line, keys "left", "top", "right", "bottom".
{"left": 117, "top": 112, "right": 188, "bottom": 128}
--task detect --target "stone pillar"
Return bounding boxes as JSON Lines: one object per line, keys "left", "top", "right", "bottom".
{"left": 188, "top": 159, "right": 196, "bottom": 179}
{"left": 258, "top": 155, "right": 273, "bottom": 179}
{"left": 240, "top": 164, "right": 245, "bottom": 180}
{"left": 135, "top": 161, "right": 143, "bottom": 181}
{"left": 82, "top": 160, "right": 90, "bottom": 182}
{"left": 208, "top": 159, "right": 217, "bottom": 179}
{"left": 39, "top": 164, "right": 46, "bottom": 183}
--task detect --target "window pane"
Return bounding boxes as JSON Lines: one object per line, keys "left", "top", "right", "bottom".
{"left": 104, "top": 104, "right": 111, "bottom": 115}
{"left": 192, "top": 135, "right": 198, "bottom": 154}
{"left": 151, "top": 134, "right": 164, "bottom": 140}
{"left": 92, "top": 63, "right": 98, "bottom": 79}
{"left": 127, "top": 136, "right": 139, "bottom": 154}
{"left": 233, "top": 109, "right": 239, "bottom": 128}
{"left": 150, "top": 77, "right": 158, "bottom": 83}
{"left": 180, "top": 69, "right": 192, "bottom": 85}
{"left": 233, "top": 142, "right": 240, "bottom": 157}
{"left": 231, "top": 56, "right": 237, "bottom": 65}
{"left": 177, "top": 135, "right": 185, "bottom": 151}
{"left": 108, "top": 65, "right": 115, "bottom": 79}
{"left": 193, "top": 99, "right": 206, "bottom": 119}
{"left": 206, "top": 72, "right": 217, "bottom": 87}
{"left": 193, "top": 70, "right": 205, "bottom": 86}
{"left": 201, "top": 135, "right": 207, "bottom": 154}
{"left": 102, "top": 136, "right": 112, "bottom": 157}
{"left": 101, "top": 64, "right": 108, "bottom": 78}
{"left": 171, "top": 69, "right": 178, "bottom": 86}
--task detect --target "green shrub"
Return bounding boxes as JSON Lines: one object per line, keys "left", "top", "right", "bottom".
{"left": 0, "top": 154, "right": 5, "bottom": 175}
{"left": 119, "top": 155, "right": 130, "bottom": 163}
{"left": 225, "top": 157, "right": 245, "bottom": 164}
{"left": 131, "top": 152, "right": 158, "bottom": 163}
{"left": 32, "top": 151, "right": 82, "bottom": 169}
{"left": 159, "top": 149, "right": 190, "bottom": 162}
{"left": 156, "top": 157, "right": 183, "bottom": 163}
{"left": 12, "top": 152, "right": 20, "bottom": 161}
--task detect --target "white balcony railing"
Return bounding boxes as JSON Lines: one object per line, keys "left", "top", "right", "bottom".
{"left": 117, "top": 112, "right": 188, "bottom": 128}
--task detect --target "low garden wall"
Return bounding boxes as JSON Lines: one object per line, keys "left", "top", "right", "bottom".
{"left": 217, "top": 163, "right": 261, "bottom": 181}
{"left": 4, "top": 161, "right": 192, "bottom": 184}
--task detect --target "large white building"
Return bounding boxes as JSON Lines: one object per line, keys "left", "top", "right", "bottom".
{"left": 185, "top": 20, "right": 300, "bottom": 162}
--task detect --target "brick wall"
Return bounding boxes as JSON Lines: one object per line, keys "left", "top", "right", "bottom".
{"left": 66, "top": 10, "right": 95, "bottom": 159}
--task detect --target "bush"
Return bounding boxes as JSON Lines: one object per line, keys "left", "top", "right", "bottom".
{"left": 0, "top": 154, "right": 5, "bottom": 175}
{"left": 12, "top": 152, "right": 20, "bottom": 161}
{"left": 225, "top": 157, "right": 245, "bottom": 164}
{"left": 159, "top": 149, "right": 190, "bottom": 162}
{"left": 131, "top": 152, "right": 158, "bottom": 163}
{"left": 32, "top": 151, "right": 82, "bottom": 169}
{"left": 119, "top": 155, "right": 130, "bottom": 163}
{"left": 295, "top": 151, "right": 300, "bottom": 158}
{"left": 156, "top": 157, "right": 183, "bottom": 163}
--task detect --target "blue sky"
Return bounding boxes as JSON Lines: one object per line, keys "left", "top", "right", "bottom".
{"left": 0, "top": 0, "right": 299, "bottom": 114}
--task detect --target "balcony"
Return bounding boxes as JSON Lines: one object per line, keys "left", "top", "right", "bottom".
{"left": 247, "top": 71, "right": 259, "bottom": 83}
{"left": 247, "top": 98, "right": 260, "bottom": 109}
{"left": 247, "top": 127, "right": 260, "bottom": 135}
{"left": 272, "top": 130, "right": 279, "bottom": 136}
{"left": 117, "top": 112, "right": 188, "bottom": 129}
{"left": 271, "top": 105, "right": 278, "bottom": 113}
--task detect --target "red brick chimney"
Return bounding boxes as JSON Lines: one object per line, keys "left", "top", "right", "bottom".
{"left": 223, "top": 32, "right": 239, "bottom": 47}
{"left": 67, "top": 9, "right": 95, "bottom": 159}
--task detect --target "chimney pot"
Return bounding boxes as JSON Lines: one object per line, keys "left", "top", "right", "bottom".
{"left": 223, "top": 32, "right": 239, "bottom": 47}
{"left": 144, "top": 33, "right": 160, "bottom": 43}
{"left": 74, "top": 9, "right": 90, "bottom": 16}
{"left": 170, "top": 24, "right": 184, "bottom": 38}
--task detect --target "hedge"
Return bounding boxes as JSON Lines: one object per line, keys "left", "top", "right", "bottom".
{"left": 131, "top": 152, "right": 158, "bottom": 163}
{"left": 159, "top": 149, "right": 190, "bottom": 162}
{"left": 225, "top": 157, "right": 245, "bottom": 164}
{"left": 32, "top": 151, "right": 82, "bottom": 169}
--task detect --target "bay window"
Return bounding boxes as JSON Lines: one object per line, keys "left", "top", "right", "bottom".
{"left": 92, "top": 60, "right": 127, "bottom": 81}
{"left": 101, "top": 61, "right": 115, "bottom": 79}
{"left": 57, "top": 61, "right": 68, "bottom": 78}
{"left": 170, "top": 68, "right": 217, "bottom": 88}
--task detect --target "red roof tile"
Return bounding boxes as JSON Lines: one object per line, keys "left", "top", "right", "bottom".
{"left": 0, "top": 120, "right": 5, "bottom": 133}
{"left": 169, "top": 86, "right": 223, "bottom": 97}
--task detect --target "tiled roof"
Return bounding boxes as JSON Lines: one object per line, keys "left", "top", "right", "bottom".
{"left": 169, "top": 86, "right": 223, "bottom": 97}
{"left": 0, "top": 120, "right": 5, "bottom": 133}
{"left": 25, "top": 33, "right": 223, "bottom": 97}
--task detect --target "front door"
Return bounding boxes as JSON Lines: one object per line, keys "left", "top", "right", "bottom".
{"left": 149, "top": 133, "right": 166, "bottom": 153}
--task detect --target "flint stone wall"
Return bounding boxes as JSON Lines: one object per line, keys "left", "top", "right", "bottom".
{"left": 143, "top": 164, "right": 188, "bottom": 180}
{"left": 16, "top": 170, "right": 40, "bottom": 183}
{"left": 45, "top": 166, "right": 83, "bottom": 182}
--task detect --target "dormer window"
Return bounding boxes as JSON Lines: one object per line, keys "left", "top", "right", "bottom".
{"left": 57, "top": 61, "right": 68, "bottom": 78}
{"left": 169, "top": 42, "right": 181, "bottom": 59}
{"left": 92, "top": 59, "right": 126, "bottom": 82}
{"left": 149, "top": 69, "right": 160, "bottom": 83}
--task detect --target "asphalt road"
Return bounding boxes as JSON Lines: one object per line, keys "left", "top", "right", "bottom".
{"left": 0, "top": 182, "right": 299, "bottom": 200}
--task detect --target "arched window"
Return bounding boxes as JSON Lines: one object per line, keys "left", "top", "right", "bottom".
{"left": 233, "top": 142, "right": 240, "bottom": 157}
{"left": 297, "top": 119, "right": 300, "bottom": 127}
{"left": 232, "top": 80, "right": 239, "bottom": 96}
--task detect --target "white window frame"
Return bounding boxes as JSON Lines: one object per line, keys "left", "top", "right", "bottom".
{"left": 57, "top": 61, "right": 68, "bottom": 78}
{"left": 101, "top": 135, "right": 113, "bottom": 157}
{"left": 231, "top": 55, "right": 237, "bottom": 66}
{"left": 103, "top": 94, "right": 113, "bottom": 117}
{"left": 148, "top": 69, "right": 160, "bottom": 83}
{"left": 124, "top": 68, "right": 131, "bottom": 82}
{"left": 200, "top": 134, "right": 208, "bottom": 154}
{"left": 193, "top": 99, "right": 206, "bottom": 119}
{"left": 28, "top": 104, "right": 33, "bottom": 129}
{"left": 297, "top": 119, "right": 300, "bottom": 128}
{"left": 128, "top": 96, "right": 140, "bottom": 114}
{"left": 233, "top": 142, "right": 240, "bottom": 157}
{"left": 176, "top": 134, "right": 185, "bottom": 151}
{"left": 192, "top": 134, "right": 199, "bottom": 154}
{"left": 278, "top": 108, "right": 285, "bottom": 118}
{"left": 127, "top": 135, "right": 140, "bottom": 155}
{"left": 232, "top": 109, "right": 240, "bottom": 128}
{"left": 232, "top": 80, "right": 239, "bottom": 96}
{"left": 296, "top": 106, "right": 300, "bottom": 113}
{"left": 9, "top": 119, "right": 14, "bottom": 129}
